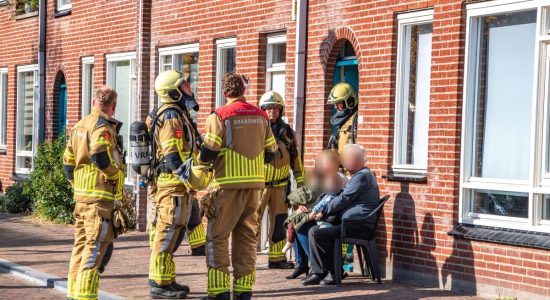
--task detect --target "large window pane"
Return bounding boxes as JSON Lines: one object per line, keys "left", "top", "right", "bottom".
{"left": 270, "top": 43, "right": 286, "bottom": 65}
{"left": 216, "top": 44, "right": 236, "bottom": 107}
{"left": 472, "top": 189, "right": 528, "bottom": 218}
{"left": 17, "top": 70, "right": 35, "bottom": 173}
{"left": 0, "top": 70, "right": 7, "bottom": 148}
{"left": 473, "top": 11, "right": 536, "bottom": 180}
{"left": 543, "top": 195, "right": 550, "bottom": 221}
{"left": 174, "top": 52, "right": 199, "bottom": 98}
{"left": 397, "top": 22, "right": 432, "bottom": 167}
{"left": 111, "top": 60, "right": 131, "bottom": 150}
{"left": 82, "top": 61, "right": 94, "bottom": 117}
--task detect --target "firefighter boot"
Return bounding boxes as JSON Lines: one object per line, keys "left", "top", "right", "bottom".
{"left": 150, "top": 285, "right": 187, "bottom": 299}
{"left": 199, "top": 292, "right": 231, "bottom": 300}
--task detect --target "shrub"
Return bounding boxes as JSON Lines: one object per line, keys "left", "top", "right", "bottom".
{"left": 118, "top": 190, "right": 137, "bottom": 230}
{"left": 25, "top": 134, "right": 74, "bottom": 224}
{"left": 0, "top": 181, "right": 32, "bottom": 213}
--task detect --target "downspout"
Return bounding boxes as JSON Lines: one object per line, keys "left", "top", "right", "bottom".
{"left": 34, "top": 0, "right": 46, "bottom": 167}
{"left": 292, "top": 0, "right": 307, "bottom": 153}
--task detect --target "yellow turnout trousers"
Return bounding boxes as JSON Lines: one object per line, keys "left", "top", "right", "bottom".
{"left": 257, "top": 187, "right": 288, "bottom": 262}
{"left": 67, "top": 201, "right": 114, "bottom": 300}
{"left": 205, "top": 189, "right": 261, "bottom": 296}
{"left": 149, "top": 185, "right": 189, "bottom": 286}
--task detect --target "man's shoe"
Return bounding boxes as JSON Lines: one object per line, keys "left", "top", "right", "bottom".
{"left": 191, "top": 245, "right": 206, "bottom": 256}
{"left": 234, "top": 292, "right": 252, "bottom": 300}
{"left": 199, "top": 292, "right": 231, "bottom": 300}
{"left": 320, "top": 272, "right": 348, "bottom": 286}
{"left": 268, "top": 260, "right": 295, "bottom": 269}
{"left": 301, "top": 273, "right": 326, "bottom": 286}
{"left": 286, "top": 267, "right": 309, "bottom": 279}
{"left": 150, "top": 286, "right": 187, "bottom": 299}
{"left": 170, "top": 282, "right": 190, "bottom": 293}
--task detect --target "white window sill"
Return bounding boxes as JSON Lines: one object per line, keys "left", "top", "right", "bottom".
{"left": 385, "top": 166, "right": 428, "bottom": 182}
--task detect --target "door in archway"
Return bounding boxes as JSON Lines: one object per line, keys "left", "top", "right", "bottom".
{"left": 331, "top": 41, "right": 359, "bottom": 134}
{"left": 57, "top": 77, "right": 67, "bottom": 135}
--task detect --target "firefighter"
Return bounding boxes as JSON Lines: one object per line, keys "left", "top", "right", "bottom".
{"left": 257, "top": 91, "right": 304, "bottom": 269}
{"left": 326, "top": 82, "right": 358, "bottom": 155}
{"left": 64, "top": 86, "right": 125, "bottom": 300}
{"left": 198, "top": 73, "right": 277, "bottom": 300}
{"left": 146, "top": 69, "right": 201, "bottom": 299}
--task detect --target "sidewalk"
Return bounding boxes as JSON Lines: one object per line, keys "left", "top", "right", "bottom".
{"left": 0, "top": 213, "right": 484, "bottom": 299}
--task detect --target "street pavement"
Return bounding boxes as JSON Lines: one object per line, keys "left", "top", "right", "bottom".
{"left": 0, "top": 213, "right": 485, "bottom": 299}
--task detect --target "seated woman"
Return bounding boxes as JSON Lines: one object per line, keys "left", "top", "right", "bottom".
{"left": 302, "top": 144, "right": 380, "bottom": 286}
{"left": 285, "top": 150, "right": 345, "bottom": 279}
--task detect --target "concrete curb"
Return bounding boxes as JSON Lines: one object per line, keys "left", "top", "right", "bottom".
{"left": 0, "top": 258, "right": 125, "bottom": 300}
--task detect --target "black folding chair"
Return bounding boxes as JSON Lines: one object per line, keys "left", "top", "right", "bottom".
{"left": 333, "top": 195, "right": 390, "bottom": 285}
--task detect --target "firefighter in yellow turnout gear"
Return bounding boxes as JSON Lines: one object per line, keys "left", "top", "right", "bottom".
{"left": 257, "top": 91, "right": 304, "bottom": 269}
{"left": 64, "top": 86, "right": 125, "bottom": 300}
{"left": 327, "top": 83, "right": 358, "bottom": 155}
{"left": 199, "top": 73, "right": 277, "bottom": 300}
{"left": 147, "top": 70, "right": 202, "bottom": 299}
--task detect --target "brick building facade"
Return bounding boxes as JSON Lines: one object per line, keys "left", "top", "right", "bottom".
{"left": 1, "top": 0, "right": 549, "bottom": 299}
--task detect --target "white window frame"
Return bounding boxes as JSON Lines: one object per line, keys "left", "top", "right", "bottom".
{"left": 392, "top": 10, "right": 434, "bottom": 176}
{"left": 266, "top": 33, "right": 287, "bottom": 93}
{"left": 0, "top": 68, "right": 7, "bottom": 150}
{"left": 57, "top": 0, "right": 71, "bottom": 11}
{"left": 106, "top": 52, "right": 136, "bottom": 184}
{"left": 81, "top": 56, "right": 94, "bottom": 117}
{"left": 460, "top": 0, "right": 550, "bottom": 232}
{"left": 16, "top": 65, "right": 38, "bottom": 174}
{"left": 158, "top": 43, "right": 200, "bottom": 105}
{"left": 216, "top": 37, "right": 237, "bottom": 108}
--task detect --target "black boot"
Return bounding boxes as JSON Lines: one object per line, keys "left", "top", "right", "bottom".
{"left": 234, "top": 292, "right": 252, "bottom": 300}
{"left": 286, "top": 266, "right": 309, "bottom": 279}
{"left": 199, "top": 292, "right": 231, "bottom": 300}
{"left": 170, "top": 282, "right": 190, "bottom": 293}
{"left": 150, "top": 285, "right": 187, "bottom": 299}
{"left": 301, "top": 273, "right": 327, "bottom": 286}
{"left": 268, "top": 260, "right": 295, "bottom": 269}
{"left": 191, "top": 245, "right": 206, "bottom": 256}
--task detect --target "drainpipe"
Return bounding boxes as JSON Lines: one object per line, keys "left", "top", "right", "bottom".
{"left": 34, "top": 0, "right": 46, "bottom": 167}
{"left": 292, "top": 0, "right": 307, "bottom": 152}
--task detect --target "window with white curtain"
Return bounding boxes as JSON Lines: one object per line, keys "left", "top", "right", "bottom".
{"left": 393, "top": 10, "right": 433, "bottom": 175}
{"left": 266, "top": 33, "right": 287, "bottom": 97}
{"left": 460, "top": 1, "right": 550, "bottom": 231}
{"left": 58, "top": 0, "right": 71, "bottom": 11}
{"left": 81, "top": 57, "right": 94, "bottom": 117}
{"left": 16, "top": 65, "right": 38, "bottom": 174}
{"left": 216, "top": 38, "right": 236, "bottom": 108}
{"left": 0, "top": 68, "right": 7, "bottom": 149}
{"left": 106, "top": 52, "right": 136, "bottom": 183}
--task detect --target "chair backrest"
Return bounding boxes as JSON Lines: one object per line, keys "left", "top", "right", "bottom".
{"left": 341, "top": 195, "right": 390, "bottom": 241}
{"left": 372, "top": 195, "right": 390, "bottom": 231}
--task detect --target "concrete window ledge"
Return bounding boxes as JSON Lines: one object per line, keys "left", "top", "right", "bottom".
{"left": 449, "top": 223, "right": 550, "bottom": 250}
{"left": 54, "top": 9, "right": 71, "bottom": 18}
{"left": 15, "top": 11, "right": 38, "bottom": 20}
{"left": 383, "top": 172, "right": 427, "bottom": 183}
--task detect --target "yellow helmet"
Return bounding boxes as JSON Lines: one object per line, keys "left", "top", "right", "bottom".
{"left": 259, "top": 91, "right": 285, "bottom": 115}
{"left": 327, "top": 83, "right": 358, "bottom": 109}
{"left": 155, "top": 70, "right": 189, "bottom": 103}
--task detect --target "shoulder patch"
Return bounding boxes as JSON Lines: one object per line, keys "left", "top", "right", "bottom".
{"left": 163, "top": 108, "right": 182, "bottom": 120}
{"left": 102, "top": 132, "right": 111, "bottom": 140}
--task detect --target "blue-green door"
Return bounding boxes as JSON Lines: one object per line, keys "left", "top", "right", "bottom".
{"left": 57, "top": 81, "right": 67, "bottom": 135}
{"left": 332, "top": 58, "right": 358, "bottom": 134}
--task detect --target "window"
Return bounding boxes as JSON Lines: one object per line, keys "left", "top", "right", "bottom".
{"left": 106, "top": 52, "right": 136, "bottom": 183}
{"left": 266, "top": 33, "right": 287, "bottom": 97}
{"left": 0, "top": 68, "right": 7, "bottom": 149}
{"left": 158, "top": 43, "right": 199, "bottom": 121}
{"left": 393, "top": 10, "right": 433, "bottom": 175}
{"left": 81, "top": 57, "right": 94, "bottom": 117}
{"left": 14, "top": 0, "right": 38, "bottom": 15}
{"left": 57, "top": 0, "right": 71, "bottom": 11}
{"left": 216, "top": 38, "right": 236, "bottom": 107}
{"left": 16, "top": 65, "right": 38, "bottom": 174}
{"left": 461, "top": 1, "right": 550, "bottom": 231}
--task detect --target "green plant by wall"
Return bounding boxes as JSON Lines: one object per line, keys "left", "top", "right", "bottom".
{"left": 0, "top": 181, "right": 32, "bottom": 213}
{"left": 24, "top": 134, "right": 74, "bottom": 224}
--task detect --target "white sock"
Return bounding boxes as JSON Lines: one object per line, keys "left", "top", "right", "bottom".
{"left": 282, "top": 242, "right": 293, "bottom": 253}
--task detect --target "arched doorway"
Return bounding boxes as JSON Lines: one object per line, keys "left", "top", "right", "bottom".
{"left": 53, "top": 71, "right": 67, "bottom": 138}
{"left": 331, "top": 40, "right": 358, "bottom": 134}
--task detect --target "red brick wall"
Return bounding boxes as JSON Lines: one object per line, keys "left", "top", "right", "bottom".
{"left": 0, "top": 6, "right": 39, "bottom": 187}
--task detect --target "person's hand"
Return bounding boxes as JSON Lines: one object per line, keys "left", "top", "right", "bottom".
{"left": 181, "top": 81, "right": 192, "bottom": 96}
{"left": 308, "top": 211, "right": 317, "bottom": 221}
{"left": 314, "top": 212, "right": 323, "bottom": 220}
{"left": 298, "top": 205, "right": 309, "bottom": 213}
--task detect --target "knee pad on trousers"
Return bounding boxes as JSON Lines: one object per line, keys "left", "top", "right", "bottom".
{"left": 99, "top": 243, "right": 113, "bottom": 273}
{"left": 172, "top": 229, "right": 186, "bottom": 253}
{"left": 271, "top": 214, "right": 288, "bottom": 244}
{"left": 187, "top": 199, "right": 201, "bottom": 230}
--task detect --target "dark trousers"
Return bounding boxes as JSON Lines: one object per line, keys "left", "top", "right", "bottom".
{"left": 308, "top": 225, "right": 341, "bottom": 275}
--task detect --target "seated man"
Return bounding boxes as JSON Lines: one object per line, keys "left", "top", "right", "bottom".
{"left": 302, "top": 144, "right": 380, "bottom": 286}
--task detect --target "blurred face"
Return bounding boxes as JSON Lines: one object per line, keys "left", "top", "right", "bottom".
{"left": 343, "top": 147, "right": 365, "bottom": 174}
{"left": 314, "top": 154, "right": 340, "bottom": 193}
{"left": 335, "top": 102, "right": 345, "bottom": 112}
{"left": 265, "top": 104, "right": 281, "bottom": 123}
